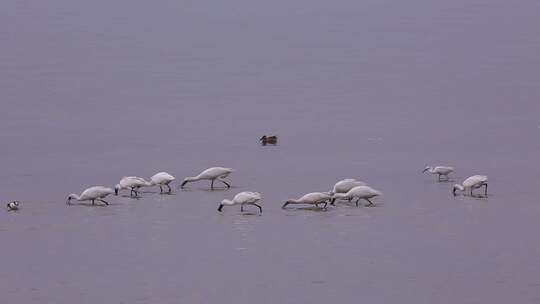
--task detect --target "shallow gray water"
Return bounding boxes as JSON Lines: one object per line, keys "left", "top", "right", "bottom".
{"left": 1, "top": 0, "right": 540, "bottom": 303}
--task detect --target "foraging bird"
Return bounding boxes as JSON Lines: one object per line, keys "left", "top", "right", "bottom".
{"left": 330, "top": 178, "right": 367, "bottom": 203}
{"left": 181, "top": 167, "right": 233, "bottom": 190}
{"left": 260, "top": 135, "right": 278, "bottom": 145}
{"left": 218, "top": 192, "right": 262, "bottom": 214}
{"left": 331, "top": 186, "right": 382, "bottom": 207}
{"left": 150, "top": 172, "right": 175, "bottom": 194}
{"left": 67, "top": 186, "right": 114, "bottom": 206}
{"left": 115, "top": 176, "right": 151, "bottom": 197}
{"left": 423, "top": 166, "right": 455, "bottom": 181}
{"left": 7, "top": 201, "right": 20, "bottom": 211}
{"left": 453, "top": 175, "right": 488, "bottom": 196}
{"left": 282, "top": 192, "right": 332, "bottom": 209}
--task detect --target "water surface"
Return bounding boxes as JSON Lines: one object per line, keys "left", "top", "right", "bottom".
{"left": 1, "top": 0, "right": 540, "bottom": 303}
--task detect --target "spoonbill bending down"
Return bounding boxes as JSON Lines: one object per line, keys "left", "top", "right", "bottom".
{"left": 330, "top": 178, "right": 367, "bottom": 203}
{"left": 282, "top": 192, "right": 332, "bottom": 209}
{"left": 332, "top": 186, "right": 382, "bottom": 207}
{"left": 150, "top": 172, "right": 175, "bottom": 194}
{"left": 115, "top": 176, "right": 151, "bottom": 197}
{"left": 423, "top": 166, "right": 455, "bottom": 181}
{"left": 453, "top": 175, "right": 488, "bottom": 196}
{"left": 218, "top": 192, "right": 262, "bottom": 214}
{"left": 67, "top": 186, "right": 114, "bottom": 206}
{"left": 7, "top": 201, "right": 20, "bottom": 211}
{"left": 181, "top": 167, "right": 233, "bottom": 190}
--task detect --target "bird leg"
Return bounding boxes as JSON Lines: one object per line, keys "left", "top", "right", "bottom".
{"left": 355, "top": 198, "right": 361, "bottom": 207}
{"left": 365, "top": 198, "right": 375, "bottom": 207}
{"left": 211, "top": 179, "right": 215, "bottom": 190}
{"left": 438, "top": 174, "right": 441, "bottom": 182}
{"left": 253, "top": 203, "right": 262, "bottom": 214}
{"left": 241, "top": 204, "right": 244, "bottom": 212}
{"left": 99, "top": 199, "right": 109, "bottom": 206}
{"left": 220, "top": 180, "right": 231, "bottom": 189}
{"left": 92, "top": 200, "right": 95, "bottom": 205}
{"left": 484, "top": 184, "right": 488, "bottom": 196}
{"left": 166, "top": 184, "right": 172, "bottom": 193}
{"left": 322, "top": 202, "right": 328, "bottom": 209}
{"left": 159, "top": 185, "right": 163, "bottom": 193}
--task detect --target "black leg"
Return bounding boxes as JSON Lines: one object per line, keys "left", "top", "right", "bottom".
{"left": 220, "top": 180, "right": 231, "bottom": 188}
{"left": 253, "top": 203, "right": 262, "bottom": 214}
{"left": 365, "top": 198, "right": 374, "bottom": 207}
{"left": 159, "top": 185, "right": 163, "bottom": 193}
{"left": 355, "top": 198, "right": 360, "bottom": 207}
{"left": 241, "top": 204, "right": 244, "bottom": 212}
{"left": 99, "top": 199, "right": 109, "bottom": 206}
{"left": 166, "top": 184, "right": 172, "bottom": 193}
{"left": 322, "top": 202, "right": 328, "bottom": 209}
{"left": 438, "top": 174, "right": 441, "bottom": 182}
{"left": 211, "top": 179, "right": 214, "bottom": 190}
{"left": 470, "top": 188, "right": 474, "bottom": 196}
{"left": 92, "top": 200, "right": 95, "bottom": 205}
{"left": 484, "top": 183, "right": 488, "bottom": 196}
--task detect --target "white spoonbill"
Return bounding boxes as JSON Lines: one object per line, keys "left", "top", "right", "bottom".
{"left": 150, "top": 172, "right": 175, "bottom": 194}
{"left": 67, "top": 186, "right": 114, "bottom": 206}
{"left": 218, "top": 192, "right": 262, "bottom": 214}
{"left": 453, "top": 175, "right": 488, "bottom": 196}
{"left": 115, "top": 176, "right": 151, "bottom": 197}
{"left": 332, "top": 185, "right": 382, "bottom": 207}
{"left": 423, "top": 166, "right": 454, "bottom": 181}
{"left": 181, "top": 167, "right": 233, "bottom": 190}
{"left": 282, "top": 192, "right": 332, "bottom": 209}
{"left": 330, "top": 178, "right": 367, "bottom": 203}
{"left": 7, "top": 201, "right": 20, "bottom": 211}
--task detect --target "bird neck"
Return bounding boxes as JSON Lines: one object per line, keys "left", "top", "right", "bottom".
{"left": 222, "top": 199, "right": 234, "bottom": 206}
{"left": 69, "top": 194, "right": 81, "bottom": 201}
{"left": 454, "top": 184, "right": 465, "bottom": 191}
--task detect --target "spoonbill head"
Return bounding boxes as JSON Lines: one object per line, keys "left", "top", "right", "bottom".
{"left": 150, "top": 172, "right": 176, "bottom": 194}
{"left": 423, "top": 166, "right": 455, "bottom": 181}
{"left": 181, "top": 167, "right": 234, "bottom": 190}
{"left": 7, "top": 201, "right": 20, "bottom": 211}
{"left": 282, "top": 192, "right": 332, "bottom": 209}
{"left": 453, "top": 175, "right": 488, "bottom": 196}
{"left": 332, "top": 185, "right": 382, "bottom": 207}
{"left": 67, "top": 186, "right": 114, "bottom": 206}
{"left": 218, "top": 191, "right": 262, "bottom": 214}
{"left": 114, "top": 176, "right": 151, "bottom": 197}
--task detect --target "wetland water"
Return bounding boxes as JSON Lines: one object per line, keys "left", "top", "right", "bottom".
{"left": 1, "top": 0, "right": 540, "bottom": 303}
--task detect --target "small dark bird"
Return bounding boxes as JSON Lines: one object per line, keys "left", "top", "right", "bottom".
{"left": 7, "top": 201, "right": 20, "bottom": 211}
{"left": 260, "top": 135, "right": 278, "bottom": 146}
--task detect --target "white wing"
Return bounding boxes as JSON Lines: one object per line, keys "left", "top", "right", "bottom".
{"left": 151, "top": 172, "right": 175, "bottom": 184}
{"left": 463, "top": 175, "right": 488, "bottom": 188}
{"left": 434, "top": 166, "right": 454, "bottom": 174}
{"left": 81, "top": 186, "right": 114, "bottom": 200}
{"left": 234, "top": 191, "right": 262, "bottom": 204}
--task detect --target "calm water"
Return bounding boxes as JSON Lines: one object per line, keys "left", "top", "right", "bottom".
{"left": 1, "top": 0, "right": 540, "bottom": 303}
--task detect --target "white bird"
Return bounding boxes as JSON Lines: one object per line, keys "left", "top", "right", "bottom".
{"left": 332, "top": 185, "right": 382, "bottom": 207}
{"left": 149, "top": 172, "right": 176, "bottom": 194}
{"left": 115, "top": 176, "right": 151, "bottom": 197}
{"left": 67, "top": 186, "right": 115, "bottom": 206}
{"left": 218, "top": 191, "right": 262, "bottom": 213}
{"left": 7, "top": 201, "right": 20, "bottom": 211}
{"left": 423, "top": 166, "right": 455, "bottom": 181}
{"left": 330, "top": 178, "right": 367, "bottom": 203}
{"left": 453, "top": 175, "right": 488, "bottom": 196}
{"left": 181, "top": 167, "right": 233, "bottom": 190}
{"left": 282, "top": 192, "right": 332, "bottom": 209}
